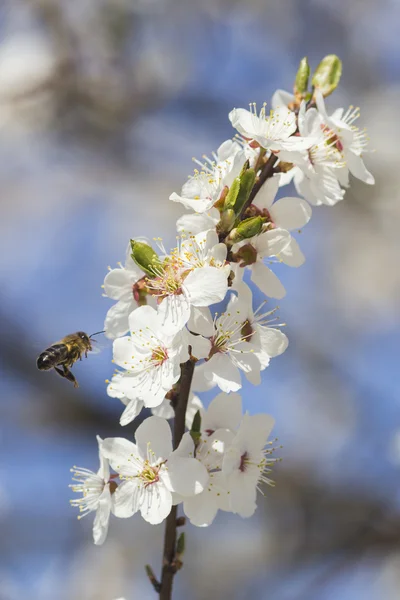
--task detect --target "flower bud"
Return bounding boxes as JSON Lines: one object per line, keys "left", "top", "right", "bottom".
{"left": 312, "top": 55, "right": 342, "bottom": 98}
{"left": 190, "top": 409, "right": 202, "bottom": 445}
{"left": 294, "top": 57, "right": 310, "bottom": 96}
{"left": 223, "top": 177, "right": 240, "bottom": 210}
{"left": 130, "top": 240, "right": 161, "bottom": 278}
{"left": 234, "top": 168, "right": 256, "bottom": 216}
{"left": 176, "top": 532, "right": 185, "bottom": 556}
{"left": 227, "top": 216, "right": 264, "bottom": 244}
{"left": 218, "top": 208, "right": 236, "bottom": 234}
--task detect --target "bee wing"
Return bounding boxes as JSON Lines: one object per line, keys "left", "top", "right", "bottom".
{"left": 90, "top": 341, "right": 108, "bottom": 355}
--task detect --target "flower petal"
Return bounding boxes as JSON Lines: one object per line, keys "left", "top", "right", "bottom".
{"left": 140, "top": 484, "right": 172, "bottom": 524}
{"left": 104, "top": 300, "right": 133, "bottom": 339}
{"left": 184, "top": 267, "right": 228, "bottom": 307}
{"left": 251, "top": 261, "right": 286, "bottom": 299}
{"left": 346, "top": 152, "right": 375, "bottom": 185}
{"left": 254, "top": 175, "right": 279, "bottom": 210}
{"left": 120, "top": 398, "right": 144, "bottom": 426}
{"left": 270, "top": 197, "right": 312, "bottom": 230}
{"left": 103, "top": 268, "right": 137, "bottom": 301}
{"left": 204, "top": 354, "right": 242, "bottom": 393}
{"left": 101, "top": 437, "right": 140, "bottom": 475}
{"left": 166, "top": 455, "right": 209, "bottom": 496}
{"left": 278, "top": 237, "right": 305, "bottom": 267}
{"left": 93, "top": 485, "right": 112, "bottom": 545}
{"left": 112, "top": 480, "right": 140, "bottom": 518}
{"left": 204, "top": 392, "right": 242, "bottom": 432}
{"left": 135, "top": 416, "right": 173, "bottom": 461}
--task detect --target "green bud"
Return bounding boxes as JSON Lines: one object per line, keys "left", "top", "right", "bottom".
{"left": 312, "top": 55, "right": 342, "bottom": 97}
{"left": 223, "top": 177, "right": 240, "bottom": 210}
{"left": 228, "top": 216, "right": 264, "bottom": 244}
{"left": 294, "top": 57, "right": 310, "bottom": 96}
{"left": 218, "top": 208, "right": 236, "bottom": 234}
{"left": 190, "top": 409, "right": 202, "bottom": 445}
{"left": 176, "top": 532, "right": 185, "bottom": 556}
{"left": 233, "top": 168, "right": 256, "bottom": 216}
{"left": 130, "top": 240, "right": 161, "bottom": 278}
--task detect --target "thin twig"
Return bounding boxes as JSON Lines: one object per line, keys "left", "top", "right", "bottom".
{"left": 159, "top": 358, "right": 196, "bottom": 600}
{"left": 242, "top": 153, "right": 279, "bottom": 215}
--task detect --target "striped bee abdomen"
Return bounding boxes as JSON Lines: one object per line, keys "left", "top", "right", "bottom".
{"left": 37, "top": 344, "right": 68, "bottom": 371}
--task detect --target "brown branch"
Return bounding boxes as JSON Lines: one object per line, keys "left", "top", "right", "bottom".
{"left": 242, "top": 153, "right": 279, "bottom": 216}
{"left": 159, "top": 358, "right": 196, "bottom": 600}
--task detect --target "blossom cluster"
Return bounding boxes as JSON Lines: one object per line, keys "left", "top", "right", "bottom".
{"left": 70, "top": 56, "right": 373, "bottom": 545}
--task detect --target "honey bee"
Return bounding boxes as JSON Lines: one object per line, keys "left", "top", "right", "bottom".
{"left": 36, "top": 331, "right": 104, "bottom": 388}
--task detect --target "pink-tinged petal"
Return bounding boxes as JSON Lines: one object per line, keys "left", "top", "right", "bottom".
{"left": 183, "top": 493, "right": 219, "bottom": 527}
{"left": 204, "top": 392, "right": 242, "bottom": 432}
{"left": 139, "top": 484, "right": 172, "bottom": 524}
{"left": 101, "top": 437, "right": 140, "bottom": 475}
{"left": 103, "top": 268, "right": 137, "bottom": 301}
{"left": 346, "top": 152, "right": 375, "bottom": 185}
{"left": 93, "top": 486, "right": 112, "bottom": 545}
{"left": 120, "top": 398, "right": 144, "bottom": 426}
{"left": 135, "top": 416, "right": 172, "bottom": 461}
{"left": 187, "top": 306, "right": 214, "bottom": 337}
{"left": 251, "top": 262, "right": 286, "bottom": 299}
{"left": 112, "top": 480, "right": 140, "bottom": 518}
{"left": 270, "top": 197, "right": 312, "bottom": 230}
{"left": 205, "top": 354, "right": 242, "bottom": 393}
{"left": 166, "top": 455, "right": 209, "bottom": 496}
{"left": 253, "top": 175, "right": 279, "bottom": 210}
{"left": 279, "top": 236, "right": 305, "bottom": 267}
{"left": 271, "top": 89, "right": 293, "bottom": 109}
{"left": 184, "top": 266, "right": 228, "bottom": 307}
{"left": 104, "top": 300, "right": 133, "bottom": 339}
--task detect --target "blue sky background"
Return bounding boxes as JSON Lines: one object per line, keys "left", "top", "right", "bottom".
{"left": 0, "top": 1, "right": 399, "bottom": 599}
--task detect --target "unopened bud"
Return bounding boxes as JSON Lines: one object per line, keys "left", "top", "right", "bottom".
{"left": 234, "top": 168, "right": 256, "bottom": 216}
{"left": 190, "top": 409, "right": 202, "bottom": 445}
{"left": 218, "top": 208, "right": 236, "bottom": 234}
{"left": 227, "top": 216, "right": 264, "bottom": 244}
{"left": 223, "top": 177, "right": 240, "bottom": 210}
{"left": 130, "top": 240, "right": 161, "bottom": 278}
{"left": 176, "top": 532, "right": 185, "bottom": 556}
{"left": 294, "top": 57, "right": 310, "bottom": 96}
{"left": 312, "top": 55, "right": 342, "bottom": 97}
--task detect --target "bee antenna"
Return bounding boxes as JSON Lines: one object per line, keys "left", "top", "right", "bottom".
{"left": 89, "top": 330, "right": 105, "bottom": 338}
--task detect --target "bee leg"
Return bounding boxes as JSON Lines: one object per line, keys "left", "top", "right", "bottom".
{"left": 54, "top": 366, "right": 67, "bottom": 381}
{"left": 62, "top": 365, "right": 79, "bottom": 388}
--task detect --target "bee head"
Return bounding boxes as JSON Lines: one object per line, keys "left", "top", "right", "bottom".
{"left": 77, "top": 331, "right": 91, "bottom": 349}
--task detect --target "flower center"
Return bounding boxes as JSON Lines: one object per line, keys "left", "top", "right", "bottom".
{"left": 320, "top": 124, "right": 344, "bottom": 153}
{"left": 146, "top": 262, "right": 184, "bottom": 300}
{"left": 239, "top": 451, "right": 249, "bottom": 472}
{"left": 241, "top": 319, "right": 254, "bottom": 342}
{"left": 139, "top": 460, "right": 161, "bottom": 488}
{"left": 151, "top": 345, "right": 169, "bottom": 366}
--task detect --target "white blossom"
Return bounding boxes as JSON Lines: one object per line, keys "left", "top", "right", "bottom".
{"left": 229, "top": 103, "right": 314, "bottom": 153}
{"left": 69, "top": 436, "right": 115, "bottom": 545}
{"left": 315, "top": 91, "right": 374, "bottom": 185}
{"left": 222, "top": 413, "right": 277, "bottom": 517}
{"left": 170, "top": 140, "right": 246, "bottom": 213}
{"left": 102, "top": 417, "right": 209, "bottom": 525}
{"left": 109, "top": 305, "right": 188, "bottom": 408}
{"left": 232, "top": 227, "right": 291, "bottom": 299}
{"left": 103, "top": 244, "right": 149, "bottom": 339}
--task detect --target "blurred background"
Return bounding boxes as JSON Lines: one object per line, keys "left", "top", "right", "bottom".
{"left": 1, "top": 0, "right": 400, "bottom": 598}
